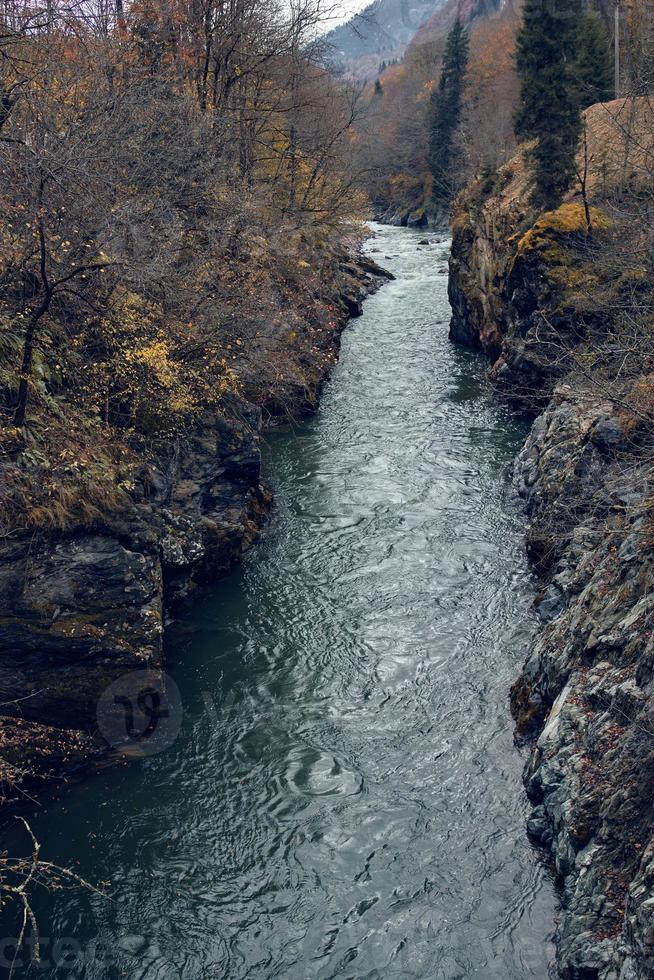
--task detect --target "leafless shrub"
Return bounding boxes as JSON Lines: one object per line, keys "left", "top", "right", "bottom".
{"left": 0, "top": 818, "right": 103, "bottom": 978}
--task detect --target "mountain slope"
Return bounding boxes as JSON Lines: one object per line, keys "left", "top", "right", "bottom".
{"left": 326, "top": 0, "right": 448, "bottom": 70}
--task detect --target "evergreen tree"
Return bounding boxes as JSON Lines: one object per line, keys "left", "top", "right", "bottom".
{"left": 374, "top": 78, "right": 384, "bottom": 96}
{"left": 576, "top": 14, "right": 614, "bottom": 108}
{"left": 514, "top": 0, "right": 583, "bottom": 210}
{"left": 429, "top": 17, "right": 469, "bottom": 204}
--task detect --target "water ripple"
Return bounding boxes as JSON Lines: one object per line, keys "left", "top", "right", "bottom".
{"left": 14, "top": 224, "right": 557, "bottom": 980}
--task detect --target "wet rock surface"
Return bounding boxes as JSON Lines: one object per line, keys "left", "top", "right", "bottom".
{"left": 512, "top": 391, "right": 654, "bottom": 980}
{"left": 450, "top": 171, "right": 654, "bottom": 978}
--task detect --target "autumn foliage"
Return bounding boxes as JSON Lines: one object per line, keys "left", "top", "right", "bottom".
{"left": 354, "top": 0, "right": 522, "bottom": 219}
{"left": 0, "top": 0, "right": 368, "bottom": 532}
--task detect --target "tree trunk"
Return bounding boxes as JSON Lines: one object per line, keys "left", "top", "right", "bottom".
{"left": 13, "top": 294, "right": 51, "bottom": 428}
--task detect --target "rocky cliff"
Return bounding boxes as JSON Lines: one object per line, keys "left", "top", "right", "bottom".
{"left": 0, "top": 252, "right": 392, "bottom": 809}
{"left": 449, "top": 100, "right": 654, "bottom": 979}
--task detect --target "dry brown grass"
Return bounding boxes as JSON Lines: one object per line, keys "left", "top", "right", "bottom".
{"left": 0, "top": 411, "right": 136, "bottom": 535}
{"left": 476, "top": 97, "right": 654, "bottom": 217}
{"left": 584, "top": 98, "right": 654, "bottom": 195}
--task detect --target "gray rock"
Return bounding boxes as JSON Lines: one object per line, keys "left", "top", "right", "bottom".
{"left": 536, "top": 584, "right": 566, "bottom": 622}
{"left": 591, "top": 416, "right": 626, "bottom": 454}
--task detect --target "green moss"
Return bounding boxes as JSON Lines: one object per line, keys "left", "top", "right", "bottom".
{"left": 617, "top": 267, "right": 650, "bottom": 297}
{"left": 516, "top": 203, "right": 611, "bottom": 257}
{"left": 548, "top": 265, "right": 599, "bottom": 289}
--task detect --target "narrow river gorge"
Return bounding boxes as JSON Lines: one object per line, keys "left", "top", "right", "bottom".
{"left": 10, "top": 226, "right": 558, "bottom": 979}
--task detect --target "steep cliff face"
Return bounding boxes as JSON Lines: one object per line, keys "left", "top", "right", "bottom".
{"left": 449, "top": 102, "right": 654, "bottom": 979}
{"left": 0, "top": 253, "right": 392, "bottom": 807}
{"left": 0, "top": 401, "right": 266, "bottom": 721}
{"left": 513, "top": 392, "right": 654, "bottom": 980}
{"left": 449, "top": 176, "right": 608, "bottom": 407}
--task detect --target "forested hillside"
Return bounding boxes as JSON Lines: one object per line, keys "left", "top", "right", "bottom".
{"left": 352, "top": 0, "right": 648, "bottom": 226}
{"left": 352, "top": 0, "right": 518, "bottom": 224}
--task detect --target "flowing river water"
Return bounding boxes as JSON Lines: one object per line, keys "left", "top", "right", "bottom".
{"left": 9, "top": 225, "right": 557, "bottom": 978}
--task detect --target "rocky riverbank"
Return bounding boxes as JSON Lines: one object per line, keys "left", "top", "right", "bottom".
{"left": 449, "top": 100, "right": 654, "bottom": 979}
{"left": 0, "top": 249, "right": 393, "bottom": 811}
{"left": 374, "top": 202, "right": 449, "bottom": 231}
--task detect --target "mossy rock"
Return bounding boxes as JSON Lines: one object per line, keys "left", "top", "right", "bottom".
{"left": 516, "top": 204, "right": 611, "bottom": 259}
{"left": 508, "top": 204, "right": 613, "bottom": 304}
{"left": 548, "top": 265, "right": 600, "bottom": 291}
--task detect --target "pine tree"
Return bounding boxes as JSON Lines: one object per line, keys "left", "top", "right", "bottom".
{"left": 576, "top": 14, "right": 614, "bottom": 108}
{"left": 429, "top": 17, "right": 469, "bottom": 204}
{"left": 514, "top": 0, "right": 583, "bottom": 210}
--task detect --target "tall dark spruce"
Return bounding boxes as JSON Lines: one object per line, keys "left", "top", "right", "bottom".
{"left": 515, "top": 0, "right": 583, "bottom": 210}
{"left": 428, "top": 17, "right": 469, "bottom": 204}
{"left": 576, "top": 13, "right": 614, "bottom": 108}
{"left": 515, "top": 0, "right": 612, "bottom": 210}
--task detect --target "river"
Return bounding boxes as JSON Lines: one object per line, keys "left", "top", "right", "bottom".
{"left": 7, "top": 225, "right": 557, "bottom": 978}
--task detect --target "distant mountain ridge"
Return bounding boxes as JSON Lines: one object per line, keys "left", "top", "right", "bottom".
{"left": 326, "top": 0, "right": 448, "bottom": 68}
